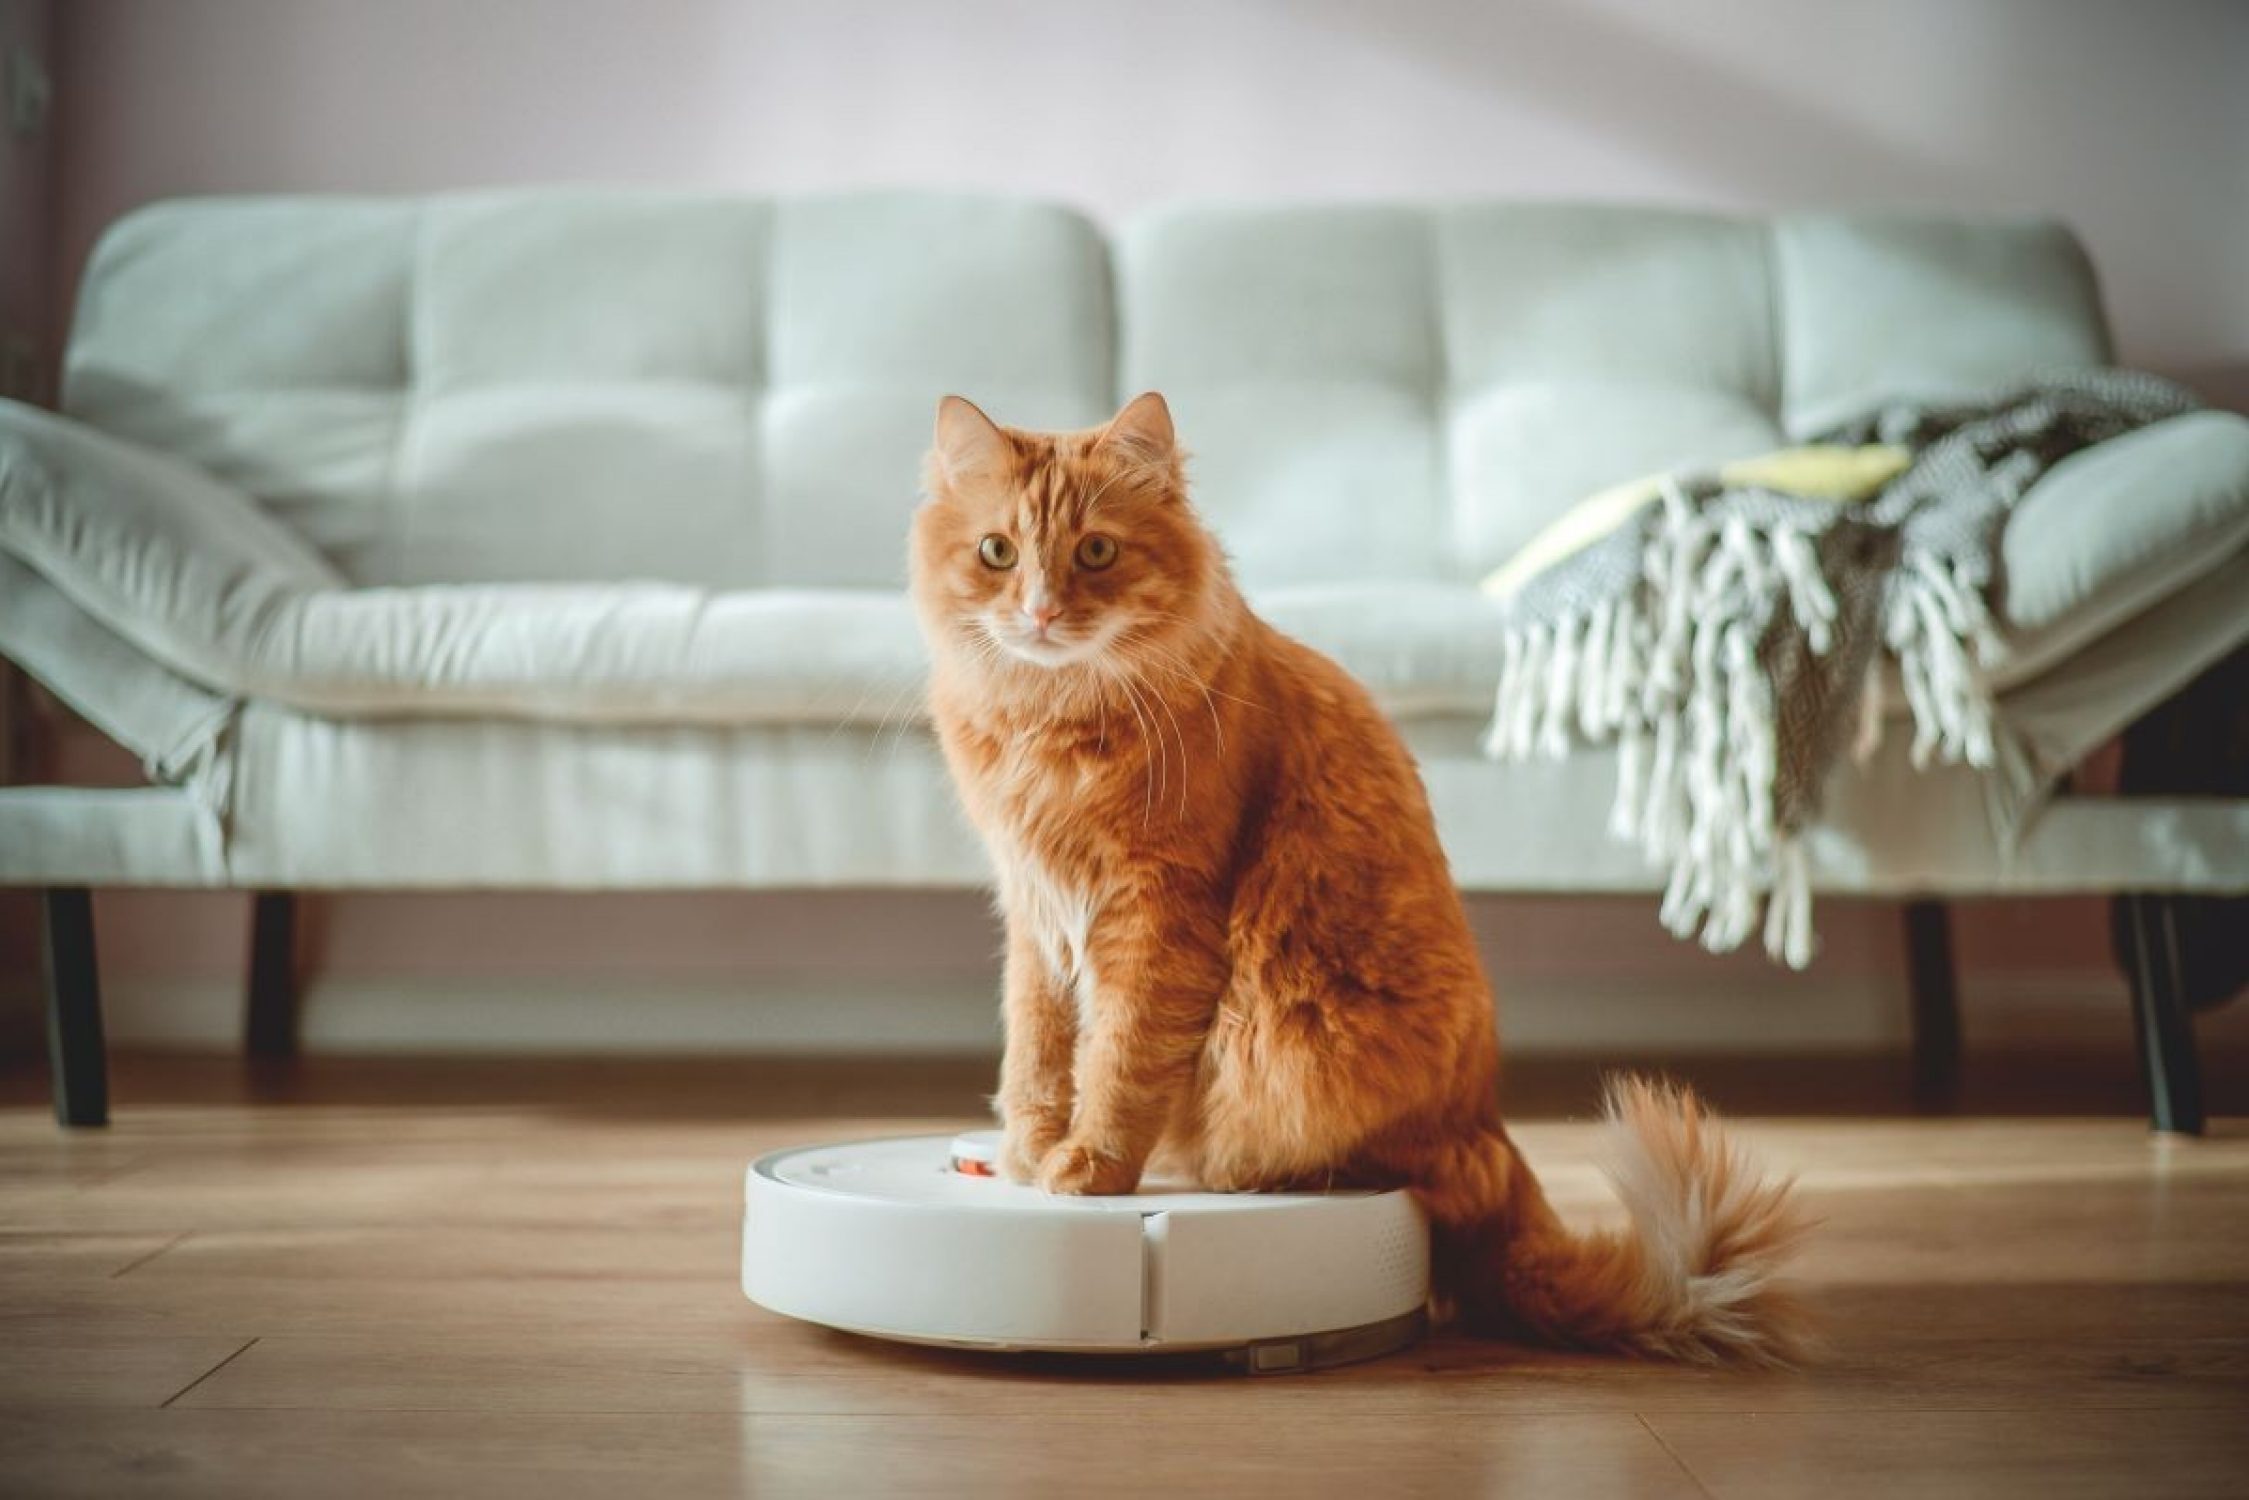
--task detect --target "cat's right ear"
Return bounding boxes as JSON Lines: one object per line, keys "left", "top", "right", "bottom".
{"left": 933, "top": 395, "right": 1008, "bottom": 487}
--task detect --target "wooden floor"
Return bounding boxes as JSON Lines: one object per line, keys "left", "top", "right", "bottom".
{"left": 2, "top": 1053, "right": 2245, "bottom": 1499}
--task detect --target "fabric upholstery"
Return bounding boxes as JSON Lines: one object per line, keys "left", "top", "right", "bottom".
{"left": 1771, "top": 214, "right": 2112, "bottom": 435}
{"left": 0, "top": 399, "right": 338, "bottom": 698}
{"left": 68, "top": 191, "right": 1115, "bottom": 589}
{"left": 72, "top": 195, "right": 2123, "bottom": 598}
{"left": 2000, "top": 411, "right": 2249, "bottom": 635}
{"left": 9, "top": 190, "right": 2247, "bottom": 894}
{"left": 0, "top": 552, "right": 237, "bottom": 795}
{"left": 219, "top": 553, "right": 2249, "bottom": 899}
{"left": 2, "top": 412, "right": 1511, "bottom": 724}
{"left": 12, "top": 572, "right": 2248, "bottom": 892}
{"left": 1119, "top": 203, "right": 2119, "bottom": 589}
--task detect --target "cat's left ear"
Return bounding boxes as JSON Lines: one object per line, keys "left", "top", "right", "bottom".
{"left": 1097, "top": 391, "right": 1175, "bottom": 461}
{"left": 932, "top": 395, "right": 1009, "bottom": 486}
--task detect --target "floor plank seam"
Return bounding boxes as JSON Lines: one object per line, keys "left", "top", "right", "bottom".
{"left": 109, "top": 1232, "right": 193, "bottom": 1279}
{"left": 1636, "top": 1413, "right": 1718, "bottom": 1500}
{"left": 158, "top": 1337, "right": 259, "bottom": 1409}
{"left": 87, "top": 1159, "right": 154, "bottom": 1188}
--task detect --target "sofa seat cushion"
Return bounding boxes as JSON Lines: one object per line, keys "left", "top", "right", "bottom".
{"left": 198, "top": 585, "right": 934, "bottom": 725}
{"left": 38, "top": 575, "right": 1506, "bottom": 729}
{"left": 1257, "top": 584, "right": 1507, "bottom": 717}
{"left": 207, "top": 581, "right": 1505, "bottom": 727}
{"left": 13, "top": 567, "right": 2246, "bottom": 892}
{"left": 0, "top": 405, "right": 1506, "bottom": 725}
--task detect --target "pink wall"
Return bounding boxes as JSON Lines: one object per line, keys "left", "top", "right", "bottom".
{"left": 12, "top": 0, "right": 2241, "bottom": 1050}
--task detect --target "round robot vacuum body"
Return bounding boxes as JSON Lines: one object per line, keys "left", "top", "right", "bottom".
{"left": 742, "top": 1132, "right": 1430, "bottom": 1371}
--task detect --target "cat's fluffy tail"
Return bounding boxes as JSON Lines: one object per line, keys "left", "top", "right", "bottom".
{"left": 1434, "top": 1075, "right": 1812, "bottom": 1366}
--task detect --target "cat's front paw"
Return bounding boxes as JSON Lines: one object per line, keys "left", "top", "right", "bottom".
{"left": 997, "top": 1115, "right": 1067, "bottom": 1183}
{"left": 1038, "top": 1139, "right": 1141, "bottom": 1197}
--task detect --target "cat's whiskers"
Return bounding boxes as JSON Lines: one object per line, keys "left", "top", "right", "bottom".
{"left": 1097, "top": 657, "right": 1160, "bottom": 827}
{"left": 1093, "top": 629, "right": 1196, "bottom": 822}
{"left": 1114, "top": 665, "right": 1171, "bottom": 822}
{"left": 822, "top": 659, "right": 923, "bottom": 756}
{"left": 1137, "top": 661, "right": 1194, "bottom": 820}
{"left": 1114, "top": 626, "right": 1229, "bottom": 760}
{"left": 868, "top": 614, "right": 998, "bottom": 769}
{"left": 1115, "top": 607, "right": 1266, "bottom": 713}
{"left": 857, "top": 659, "right": 933, "bottom": 769}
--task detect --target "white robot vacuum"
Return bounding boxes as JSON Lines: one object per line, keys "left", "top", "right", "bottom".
{"left": 743, "top": 1130, "right": 1430, "bottom": 1372}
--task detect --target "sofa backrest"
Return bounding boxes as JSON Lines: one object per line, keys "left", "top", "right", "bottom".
{"left": 65, "top": 191, "right": 2110, "bottom": 590}
{"left": 1123, "top": 204, "right": 2111, "bottom": 587}
{"left": 63, "top": 191, "right": 1114, "bottom": 589}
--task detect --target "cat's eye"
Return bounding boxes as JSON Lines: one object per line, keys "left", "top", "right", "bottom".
{"left": 1075, "top": 534, "right": 1119, "bottom": 571}
{"left": 977, "top": 534, "right": 1018, "bottom": 570}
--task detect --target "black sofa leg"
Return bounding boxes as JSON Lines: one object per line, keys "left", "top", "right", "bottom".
{"left": 42, "top": 887, "right": 109, "bottom": 1128}
{"left": 2115, "top": 893, "right": 2205, "bottom": 1136}
{"left": 1904, "top": 899, "right": 1961, "bottom": 1112}
{"left": 245, "top": 891, "right": 300, "bottom": 1059}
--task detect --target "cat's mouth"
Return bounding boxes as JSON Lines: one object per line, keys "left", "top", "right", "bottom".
{"left": 991, "top": 619, "right": 1117, "bottom": 669}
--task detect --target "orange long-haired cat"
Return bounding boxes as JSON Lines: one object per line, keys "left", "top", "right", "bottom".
{"left": 910, "top": 391, "right": 1809, "bottom": 1363}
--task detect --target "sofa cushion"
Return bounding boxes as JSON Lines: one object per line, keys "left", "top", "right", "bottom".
{"left": 1772, "top": 215, "right": 2111, "bottom": 436}
{"left": 67, "top": 191, "right": 1117, "bottom": 590}
{"left": 1998, "top": 412, "right": 2249, "bottom": 680}
{"left": 1117, "top": 201, "right": 2117, "bottom": 590}
{"left": 0, "top": 408, "right": 1511, "bottom": 724}
{"left": 214, "top": 581, "right": 1501, "bottom": 726}
{"left": 1258, "top": 584, "right": 1506, "bottom": 717}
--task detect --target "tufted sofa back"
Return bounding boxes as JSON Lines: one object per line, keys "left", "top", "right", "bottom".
{"left": 64, "top": 192, "right": 1114, "bottom": 589}
{"left": 64, "top": 191, "right": 2110, "bottom": 590}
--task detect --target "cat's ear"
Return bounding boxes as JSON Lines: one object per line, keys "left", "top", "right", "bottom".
{"left": 1097, "top": 391, "right": 1175, "bottom": 461}
{"left": 933, "top": 395, "right": 1008, "bottom": 486}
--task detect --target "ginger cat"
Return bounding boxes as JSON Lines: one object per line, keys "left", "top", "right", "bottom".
{"left": 910, "top": 391, "right": 1809, "bottom": 1363}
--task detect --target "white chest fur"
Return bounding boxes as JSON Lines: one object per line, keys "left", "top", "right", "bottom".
{"left": 999, "top": 850, "right": 1102, "bottom": 1026}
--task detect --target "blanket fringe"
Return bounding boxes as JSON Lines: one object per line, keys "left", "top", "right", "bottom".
{"left": 1486, "top": 495, "right": 2013, "bottom": 970}
{"left": 1486, "top": 373, "right": 2192, "bottom": 967}
{"left": 1885, "top": 555, "right": 2003, "bottom": 770}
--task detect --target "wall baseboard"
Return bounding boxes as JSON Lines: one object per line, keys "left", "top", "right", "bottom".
{"left": 75, "top": 967, "right": 2169, "bottom": 1058}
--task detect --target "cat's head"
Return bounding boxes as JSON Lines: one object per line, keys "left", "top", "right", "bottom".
{"left": 909, "top": 392, "right": 1229, "bottom": 680}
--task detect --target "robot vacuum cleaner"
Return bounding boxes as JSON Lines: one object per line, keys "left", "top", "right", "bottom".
{"left": 743, "top": 1130, "right": 1430, "bottom": 1372}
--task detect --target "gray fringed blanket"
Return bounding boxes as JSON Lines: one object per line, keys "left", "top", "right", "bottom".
{"left": 1483, "top": 371, "right": 2197, "bottom": 967}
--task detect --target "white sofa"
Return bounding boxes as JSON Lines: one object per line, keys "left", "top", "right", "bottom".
{"left": 5, "top": 192, "right": 2246, "bottom": 1128}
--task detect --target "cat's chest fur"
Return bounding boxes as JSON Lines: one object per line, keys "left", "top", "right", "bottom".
{"left": 999, "top": 845, "right": 1102, "bottom": 1018}
{"left": 951, "top": 716, "right": 1126, "bottom": 1010}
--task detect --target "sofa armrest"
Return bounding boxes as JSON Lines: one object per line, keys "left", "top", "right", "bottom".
{"left": 0, "top": 401, "right": 933, "bottom": 728}
{"left": 0, "top": 398, "right": 342, "bottom": 697}
{"left": 1998, "top": 410, "right": 2249, "bottom": 684}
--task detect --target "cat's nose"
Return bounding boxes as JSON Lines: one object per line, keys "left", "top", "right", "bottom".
{"left": 1021, "top": 601, "right": 1063, "bottom": 634}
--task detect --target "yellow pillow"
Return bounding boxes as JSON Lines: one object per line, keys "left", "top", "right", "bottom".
{"left": 1721, "top": 443, "right": 1913, "bottom": 499}
{"left": 1479, "top": 444, "right": 1911, "bottom": 601}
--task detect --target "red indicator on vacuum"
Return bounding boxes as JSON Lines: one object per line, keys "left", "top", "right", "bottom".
{"left": 949, "top": 1130, "right": 1001, "bottom": 1178}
